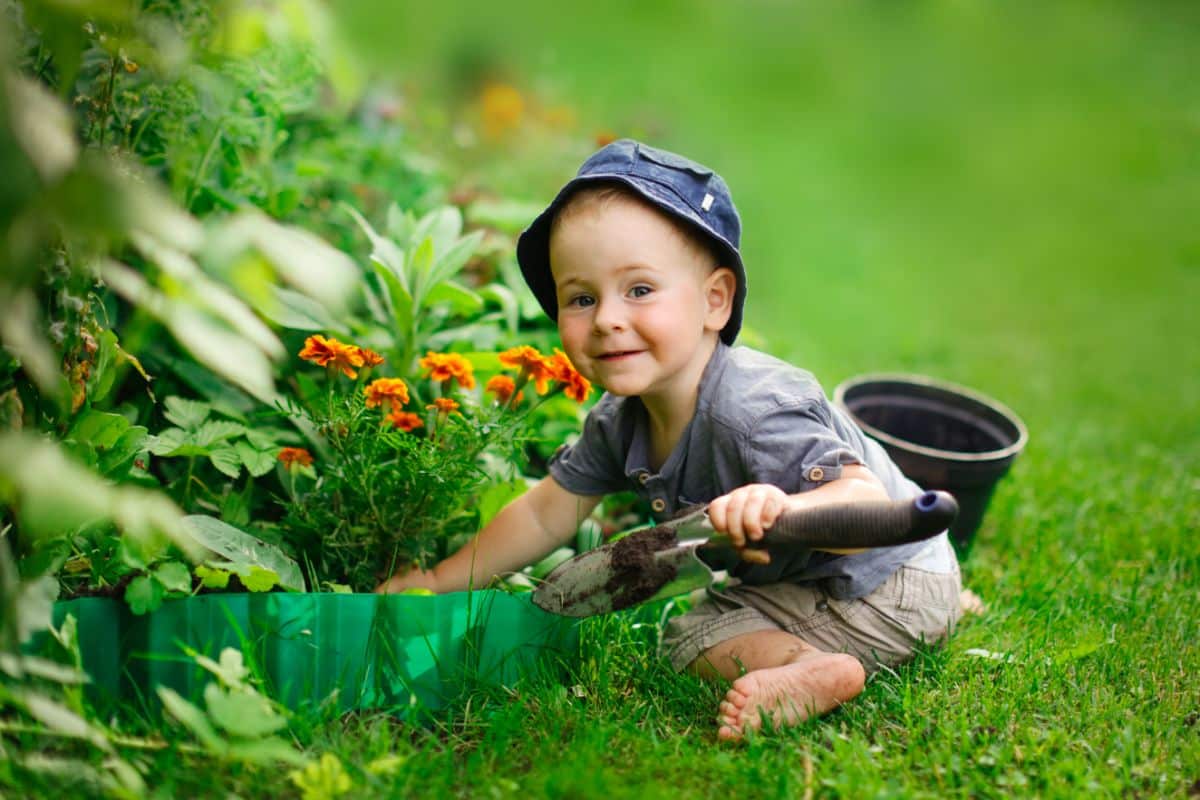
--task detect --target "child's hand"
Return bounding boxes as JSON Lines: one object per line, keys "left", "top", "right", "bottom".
{"left": 373, "top": 564, "right": 440, "bottom": 595}
{"left": 706, "top": 483, "right": 790, "bottom": 565}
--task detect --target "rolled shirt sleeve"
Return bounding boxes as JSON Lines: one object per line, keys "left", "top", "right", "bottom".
{"left": 743, "top": 400, "right": 864, "bottom": 493}
{"left": 548, "top": 394, "right": 630, "bottom": 496}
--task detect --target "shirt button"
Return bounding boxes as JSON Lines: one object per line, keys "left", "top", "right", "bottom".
{"left": 651, "top": 498, "right": 666, "bottom": 513}
{"left": 808, "top": 466, "right": 825, "bottom": 482}
{"left": 638, "top": 472, "right": 650, "bottom": 485}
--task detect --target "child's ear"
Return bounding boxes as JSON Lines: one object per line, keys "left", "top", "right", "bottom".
{"left": 703, "top": 267, "right": 736, "bottom": 331}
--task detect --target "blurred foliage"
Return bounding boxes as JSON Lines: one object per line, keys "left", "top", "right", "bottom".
{"left": 0, "top": 0, "right": 589, "bottom": 619}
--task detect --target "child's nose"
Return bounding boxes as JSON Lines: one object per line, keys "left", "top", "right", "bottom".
{"left": 591, "top": 296, "right": 626, "bottom": 332}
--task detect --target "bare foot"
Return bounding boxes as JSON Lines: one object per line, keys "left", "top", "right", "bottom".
{"left": 716, "top": 652, "right": 865, "bottom": 741}
{"left": 959, "top": 588, "right": 986, "bottom": 616}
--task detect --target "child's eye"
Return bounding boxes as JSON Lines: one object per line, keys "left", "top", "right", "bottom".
{"left": 568, "top": 294, "right": 595, "bottom": 308}
{"left": 629, "top": 285, "right": 653, "bottom": 298}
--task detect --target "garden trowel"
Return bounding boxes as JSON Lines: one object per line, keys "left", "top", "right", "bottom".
{"left": 531, "top": 490, "right": 958, "bottom": 618}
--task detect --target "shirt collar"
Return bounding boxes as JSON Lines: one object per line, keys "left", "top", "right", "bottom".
{"left": 622, "top": 341, "right": 731, "bottom": 480}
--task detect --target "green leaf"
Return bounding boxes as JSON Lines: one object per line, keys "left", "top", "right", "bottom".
{"left": 191, "top": 647, "right": 250, "bottom": 688}
{"left": 257, "top": 286, "right": 343, "bottom": 333}
{"left": 478, "top": 283, "right": 520, "bottom": 335}
{"left": 165, "top": 304, "right": 278, "bottom": 404}
{"left": 239, "top": 565, "right": 279, "bottom": 593}
{"left": 424, "top": 280, "right": 483, "bottom": 316}
{"left": 209, "top": 447, "right": 242, "bottom": 479}
{"left": 195, "top": 420, "right": 246, "bottom": 448}
{"left": 221, "top": 478, "right": 253, "bottom": 527}
{"left": 125, "top": 575, "right": 164, "bottom": 615}
{"left": 204, "top": 684, "right": 287, "bottom": 738}
{"left": 428, "top": 230, "right": 484, "bottom": 288}
{"left": 529, "top": 547, "right": 576, "bottom": 580}
{"left": 477, "top": 478, "right": 532, "bottom": 528}
{"left": 97, "top": 425, "right": 149, "bottom": 477}
{"left": 370, "top": 259, "right": 413, "bottom": 334}
{"left": 235, "top": 441, "right": 276, "bottom": 477}
{"left": 158, "top": 687, "right": 224, "bottom": 751}
{"left": 150, "top": 349, "right": 256, "bottom": 419}
{"left": 412, "top": 206, "right": 463, "bottom": 257}
{"left": 68, "top": 410, "right": 130, "bottom": 449}
{"left": 118, "top": 537, "right": 149, "bottom": 570}
{"left": 153, "top": 560, "right": 193, "bottom": 594}
{"left": 14, "top": 574, "right": 59, "bottom": 645}
{"left": 225, "top": 736, "right": 306, "bottom": 766}
{"left": 243, "top": 427, "right": 286, "bottom": 450}
{"left": 181, "top": 516, "right": 304, "bottom": 591}
{"left": 146, "top": 427, "right": 190, "bottom": 456}
{"left": 383, "top": 203, "right": 412, "bottom": 240}
{"left": 16, "top": 689, "right": 111, "bottom": 751}
{"left": 164, "top": 396, "right": 212, "bottom": 430}
{"left": 86, "top": 329, "right": 120, "bottom": 404}
{"left": 290, "top": 753, "right": 353, "bottom": 799}
{"left": 195, "top": 564, "right": 232, "bottom": 589}
{"left": 2, "top": 654, "right": 89, "bottom": 684}
{"left": 240, "top": 211, "right": 359, "bottom": 315}
{"left": 408, "top": 236, "right": 435, "bottom": 295}
{"left": 345, "top": 204, "right": 407, "bottom": 284}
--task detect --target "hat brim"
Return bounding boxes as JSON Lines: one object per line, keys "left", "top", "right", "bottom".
{"left": 517, "top": 174, "right": 747, "bottom": 345}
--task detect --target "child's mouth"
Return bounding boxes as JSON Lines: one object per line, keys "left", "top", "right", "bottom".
{"left": 598, "top": 350, "right": 641, "bottom": 361}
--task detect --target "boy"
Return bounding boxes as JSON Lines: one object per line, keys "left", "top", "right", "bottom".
{"left": 376, "top": 139, "right": 962, "bottom": 740}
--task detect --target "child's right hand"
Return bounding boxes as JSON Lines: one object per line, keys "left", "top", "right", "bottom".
{"left": 373, "top": 564, "right": 440, "bottom": 595}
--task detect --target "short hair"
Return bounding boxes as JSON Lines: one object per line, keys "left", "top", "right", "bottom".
{"left": 549, "top": 180, "right": 723, "bottom": 270}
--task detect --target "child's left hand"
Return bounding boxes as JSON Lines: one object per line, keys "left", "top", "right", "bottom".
{"left": 706, "top": 483, "right": 791, "bottom": 565}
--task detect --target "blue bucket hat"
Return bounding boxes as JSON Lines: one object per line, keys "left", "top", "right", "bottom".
{"left": 516, "top": 139, "right": 747, "bottom": 345}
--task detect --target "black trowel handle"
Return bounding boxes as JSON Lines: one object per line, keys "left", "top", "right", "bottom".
{"left": 761, "top": 491, "right": 958, "bottom": 549}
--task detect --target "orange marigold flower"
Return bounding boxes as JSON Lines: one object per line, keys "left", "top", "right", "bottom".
{"left": 419, "top": 352, "right": 476, "bottom": 390}
{"left": 364, "top": 378, "right": 410, "bottom": 412}
{"left": 277, "top": 447, "right": 313, "bottom": 468}
{"left": 480, "top": 83, "right": 525, "bottom": 139}
{"left": 594, "top": 130, "right": 619, "bottom": 148}
{"left": 547, "top": 349, "right": 592, "bottom": 403}
{"left": 485, "top": 374, "right": 522, "bottom": 404}
{"left": 498, "top": 345, "right": 555, "bottom": 393}
{"left": 427, "top": 397, "right": 460, "bottom": 415}
{"left": 386, "top": 409, "right": 424, "bottom": 432}
{"left": 299, "top": 334, "right": 366, "bottom": 378}
{"left": 356, "top": 347, "right": 385, "bottom": 368}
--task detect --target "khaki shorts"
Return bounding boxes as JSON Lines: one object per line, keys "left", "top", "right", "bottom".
{"left": 659, "top": 564, "right": 963, "bottom": 674}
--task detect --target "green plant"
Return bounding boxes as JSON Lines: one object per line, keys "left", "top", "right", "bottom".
{"left": 156, "top": 646, "right": 304, "bottom": 766}
{"left": 342, "top": 202, "right": 517, "bottom": 374}
{"left": 275, "top": 338, "right": 592, "bottom": 591}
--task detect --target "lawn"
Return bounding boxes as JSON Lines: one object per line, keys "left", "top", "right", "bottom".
{"left": 4, "top": 1, "right": 1198, "bottom": 797}
{"left": 311, "top": 3, "right": 1200, "bottom": 796}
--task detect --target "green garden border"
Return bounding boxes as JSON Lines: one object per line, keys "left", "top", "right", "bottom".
{"left": 43, "top": 591, "right": 579, "bottom": 716}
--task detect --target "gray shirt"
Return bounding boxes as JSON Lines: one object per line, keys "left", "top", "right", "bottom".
{"left": 548, "top": 343, "right": 933, "bottom": 599}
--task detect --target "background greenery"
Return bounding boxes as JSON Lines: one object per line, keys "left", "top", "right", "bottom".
{"left": 3, "top": 0, "right": 1197, "bottom": 797}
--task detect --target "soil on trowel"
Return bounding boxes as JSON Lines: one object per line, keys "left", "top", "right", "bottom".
{"left": 603, "top": 524, "right": 680, "bottom": 611}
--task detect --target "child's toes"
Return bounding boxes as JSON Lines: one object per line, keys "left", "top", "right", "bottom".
{"left": 724, "top": 688, "right": 749, "bottom": 709}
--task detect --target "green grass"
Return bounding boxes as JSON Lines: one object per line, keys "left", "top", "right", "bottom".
{"left": 11, "top": 1, "right": 1199, "bottom": 797}
{"left": 326, "top": 3, "right": 1200, "bottom": 795}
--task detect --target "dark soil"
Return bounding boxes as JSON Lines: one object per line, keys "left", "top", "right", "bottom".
{"left": 603, "top": 524, "right": 680, "bottom": 611}
{"left": 61, "top": 572, "right": 261, "bottom": 601}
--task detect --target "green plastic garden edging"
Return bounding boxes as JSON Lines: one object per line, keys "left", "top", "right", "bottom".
{"left": 40, "top": 591, "right": 579, "bottom": 717}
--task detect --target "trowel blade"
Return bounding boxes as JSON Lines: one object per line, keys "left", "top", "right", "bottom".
{"left": 531, "top": 534, "right": 716, "bottom": 618}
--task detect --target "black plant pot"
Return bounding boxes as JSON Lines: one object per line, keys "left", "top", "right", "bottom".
{"left": 834, "top": 374, "right": 1028, "bottom": 556}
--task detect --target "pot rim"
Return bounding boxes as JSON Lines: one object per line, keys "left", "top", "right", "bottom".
{"left": 833, "top": 372, "right": 1030, "bottom": 464}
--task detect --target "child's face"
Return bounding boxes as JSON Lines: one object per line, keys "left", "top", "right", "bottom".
{"left": 548, "top": 198, "right": 734, "bottom": 404}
